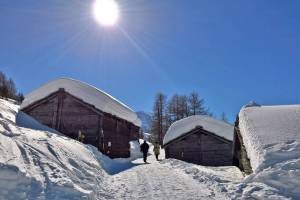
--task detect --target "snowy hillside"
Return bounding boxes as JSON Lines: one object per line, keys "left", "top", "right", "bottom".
{"left": 0, "top": 98, "right": 111, "bottom": 199}
{"left": 136, "top": 111, "right": 152, "bottom": 132}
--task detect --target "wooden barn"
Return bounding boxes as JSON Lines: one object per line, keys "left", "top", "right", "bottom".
{"left": 233, "top": 103, "right": 300, "bottom": 174}
{"left": 163, "top": 115, "right": 234, "bottom": 166}
{"left": 20, "top": 78, "right": 141, "bottom": 158}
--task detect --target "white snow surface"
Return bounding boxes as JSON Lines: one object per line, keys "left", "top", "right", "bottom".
{"left": 239, "top": 104, "right": 300, "bottom": 171}
{"left": 2, "top": 98, "right": 299, "bottom": 199}
{"left": 163, "top": 115, "right": 234, "bottom": 145}
{"left": 0, "top": 99, "right": 112, "bottom": 199}
{"left": 238, "top": 104, "right": 300, "bottom": 199}
{"left": 109, "top": 142, "right": 244, "bottom": 200}
{"left": 21, "top": 78, "right": 141, "bottom": 127}
{"left": 0, "top": 99, "right": 244, "bottom": 199}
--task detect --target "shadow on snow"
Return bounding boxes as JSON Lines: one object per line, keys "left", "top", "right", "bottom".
{"left": 102, "top": 161, "right": 145, "bottom": 175}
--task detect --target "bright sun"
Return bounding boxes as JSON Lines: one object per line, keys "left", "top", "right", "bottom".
{"left": 93, "top": 0, "right": 119, "bottom": 26}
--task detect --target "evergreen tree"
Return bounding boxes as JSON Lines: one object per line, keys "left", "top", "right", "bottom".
{"left": 167, "top": 94, "right": 189, "bottom": 121}
{"left": 7, "top": 78, "right": 17, "bottom": 99}
{"left": 188, "top": 92, "right": 206, "bottom": 115}
{"left": 178, "top": 95, "right": 189, "bottom": 118}
{"left": 151, "top": 91, "right": 213, "bottom": 144}
{"left": 0, "top": 72, "right": 8, "bottom": 98}
{"left": 16, "top": 92, "right": 25, "bottom": 103}
{"left": 150, "top": 93, "right": 167, "bottom": 145}
{"left": 0, "top": 71, "right": 22, "bottom": 102}
{"left": 167, "top": 94, "right": 180, "bottom": 123}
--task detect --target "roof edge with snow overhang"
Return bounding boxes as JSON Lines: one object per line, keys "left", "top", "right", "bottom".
{"left": 21, "top": 78, "right": 141, "bottom": 127}
{"left": 238, "top": 104, "right": 300, "bottom": 171}
{"left": 163, "top": 115, "right": 234, "bottom": 146}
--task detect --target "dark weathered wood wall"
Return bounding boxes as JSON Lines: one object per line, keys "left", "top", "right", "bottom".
{"left": 22, "top": 89, "right": 140, "bottom": 158}
{"left": 165, "top": 130, "right": 232, "bottom": 166}
{"left": 232, "top": 117, "right": 252, "bottom": 174}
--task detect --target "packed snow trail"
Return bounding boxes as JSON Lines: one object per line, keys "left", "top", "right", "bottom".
{"left": 106, "top": 146, "right": 241, "bottom": 200}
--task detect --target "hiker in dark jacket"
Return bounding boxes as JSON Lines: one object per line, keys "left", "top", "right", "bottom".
{"left": 140, "top": 141, "right": 150, "bottom": 163}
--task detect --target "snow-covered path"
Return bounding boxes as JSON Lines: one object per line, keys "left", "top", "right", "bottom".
{"left": 1, "top": 99, "right": 298, "bottom": 200}
{"left": 106, "top": 146, "right": 235, "bottom": 200}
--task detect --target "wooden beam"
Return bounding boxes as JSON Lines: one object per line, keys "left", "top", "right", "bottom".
{"left": 22, "top": 92, "right": 58, "bottom": 113}
{"left": 55, "top": 88, "right": 64, "bottom": 130}
{"left": 97, "top": 115, "right": 104, "bottom": 152}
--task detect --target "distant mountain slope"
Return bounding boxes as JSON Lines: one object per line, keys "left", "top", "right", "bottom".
{"left": 136, "top": 111, "right": 152, "bottom": 133}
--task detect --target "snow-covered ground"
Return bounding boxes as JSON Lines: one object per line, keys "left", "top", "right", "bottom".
{"left": 235, "top": 104, "right": 300, "bottom": 199}
{"left": 108, "top": 145, "right": 243, "bottom": 200}
{"left": 0, "top": 98, "right": 111, "bottom": 199}
{"left": 0, "top": 98, "right": 299, "bottom": 200}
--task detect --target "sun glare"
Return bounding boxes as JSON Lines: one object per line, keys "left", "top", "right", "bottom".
{"left": 93, "top": 0, "right": 119, "bottom": 26}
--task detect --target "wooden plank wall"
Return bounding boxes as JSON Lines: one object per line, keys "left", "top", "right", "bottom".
{"left": 22, "top": 90, "right": 140, "bottom": 158}
{"left": 59, "top": 93, "right": 99, "bottom": 146}
{"left": 165, "top": 131, "right": 232, "bottom": 166}
{"left": 25, "top": 95, "right": 58, "bottom": 129}
{"left": 130, "top": 125, "right": 140, "bottom": 141}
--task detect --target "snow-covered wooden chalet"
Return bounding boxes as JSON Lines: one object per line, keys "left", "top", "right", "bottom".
{"left": 233, "top": 103, "right": 300, "bottom": 174}
{"left": 21, "top": 78, "right": 141, "bottom": 158}
{"left": 163, "top": 115, "right": 234, "bottom": 166}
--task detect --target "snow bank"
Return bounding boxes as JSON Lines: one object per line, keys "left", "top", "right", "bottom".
{"left": 237, "top": 104, "right": 300, "bottom": 199}
{"left": 163, "top": 115, "right": 234, "bottom": 145}
{"left": 21, "top": 78, "right": 141, "bottom": 127}
{"left": 111, "top": 140, "right": 143, "bottom": 164}
{"left": 0, "top": 99, "right": 112, "bottom": 199}
{"left": 16, "top": 111, "right": 61, "bottom": 134}
{"left": 239, "top": 104, "right": 300, "bottom": 171}
{"left": 161, "top": 159, "right": 243, "bottom": 199}
{"left": 86, "top": 140, "right": 143, "bottom": 175}
{"left": 129, "top": 140, "right": 143, "bottom": 161}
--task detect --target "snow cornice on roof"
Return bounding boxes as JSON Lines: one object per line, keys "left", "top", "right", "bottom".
{"left": 163, "top": 115, "right": 234, "bottom": 146}
{"left": 21, "top": 78, "right": 141, "bottom": 127}
{"left": 238, "top": 104, "right": 300, "bottom": 170}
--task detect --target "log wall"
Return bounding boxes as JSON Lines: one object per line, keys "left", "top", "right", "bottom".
{"left": 22, "top": 89, "right": 139, "bottom": 158}
{"left": 165, "top": 130, "right": 232, "bottom": 166}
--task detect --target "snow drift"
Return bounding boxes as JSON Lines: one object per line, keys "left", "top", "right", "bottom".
{"left": 0, "top": 98, "right": 111, "bottom": 199}
{"left": 236, "top": 104, "right": 300, "bottom": 199}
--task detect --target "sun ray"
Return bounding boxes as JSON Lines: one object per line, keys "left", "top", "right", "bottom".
{"left": 117, "top": 25, "right": 173, "bottom": 85}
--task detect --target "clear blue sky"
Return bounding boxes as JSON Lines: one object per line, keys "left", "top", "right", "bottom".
{"left": 1, "top": 0, "right": 300, "bottom": 122}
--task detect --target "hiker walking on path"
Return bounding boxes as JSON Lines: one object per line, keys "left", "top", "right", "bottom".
{"left": 140, "top": 140, "right": 149, "bottom": 163}
{"left": 153, "top": 142, "right": 160, "bottom": 161}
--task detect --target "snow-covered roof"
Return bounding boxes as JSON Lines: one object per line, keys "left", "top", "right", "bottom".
{"left": 239, "top": 104, "right": 300, "bottom": 171}
{"left": 21, "top": 78, "right": 141, "bottom": 127}
{"left": 163, "top": 115, "right": 234, "bottom": 145}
